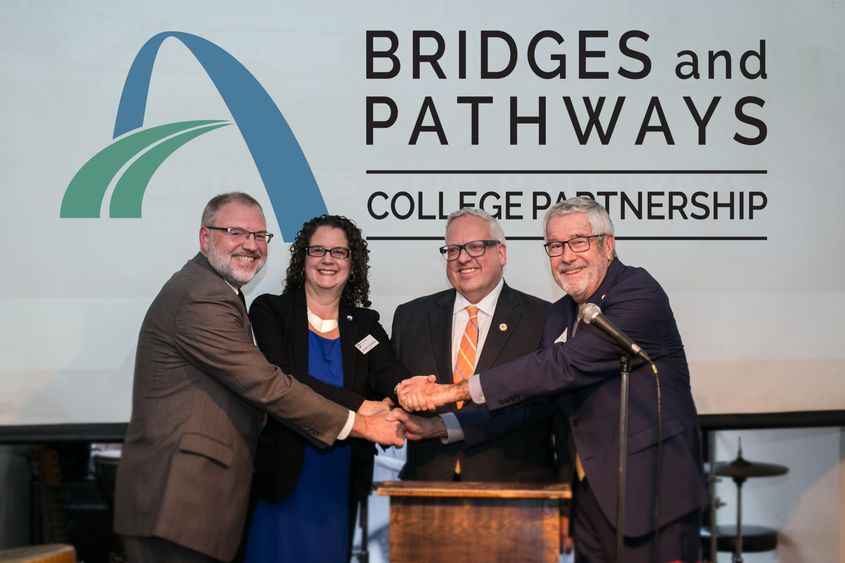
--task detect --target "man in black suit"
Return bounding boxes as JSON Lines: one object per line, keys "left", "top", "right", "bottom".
{"left": 391, "top": 208, "right": 561, "bottom": 484}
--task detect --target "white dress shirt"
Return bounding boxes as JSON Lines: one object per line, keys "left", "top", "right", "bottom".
{"left": 441, "top": 278, "right": 504, "bottom": 442}
{"left": 450, "top": 278, "right": 504, "bottom": 377}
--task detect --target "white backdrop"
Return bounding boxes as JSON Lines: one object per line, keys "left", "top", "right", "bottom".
{"left": 1, "top": 0, "right": 844, "bottom": 426}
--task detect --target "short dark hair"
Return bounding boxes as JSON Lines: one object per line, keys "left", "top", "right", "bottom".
{"left": 201, "top": 192, "right": 263, "bottom": 226}
{"left": 283, "top": 215, "right": 371, "bottom": 308}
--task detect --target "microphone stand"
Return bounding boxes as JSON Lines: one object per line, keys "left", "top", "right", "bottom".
{"left": 615, "top": 354, "right": 631, "bottom": 563}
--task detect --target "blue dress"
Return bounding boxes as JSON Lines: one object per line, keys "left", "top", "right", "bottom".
{"left": 244, "top": 331, "right": 352, "bottom": 562}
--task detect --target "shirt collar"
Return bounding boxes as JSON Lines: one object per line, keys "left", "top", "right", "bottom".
{"left": 224, "top": 280, "right": 240, "bottom": 295}
{"left": 453, "top": 277, "right": 505, "bottom": 317}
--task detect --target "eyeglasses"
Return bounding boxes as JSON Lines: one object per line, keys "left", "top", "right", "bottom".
{"left": 306, "top": 246, "right": 351, "bottom": 259}
{"left": 439, "top": 240, "right": 500, "bottom": 261}
{"left": 543, "top": 235, "right": 604, "bottom": 256}
{"left": 206, "top": 226, "right": 274, "bottom": 243}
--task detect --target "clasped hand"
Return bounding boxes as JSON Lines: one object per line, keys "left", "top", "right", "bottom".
{"left": 356, "top": 405, "right": 446, "bottom": 445}
{"left": 395, "top": 375, "right": 458, "bottom": 412}
{"left": 355, "top": 407, "right": 406, "bottom": 447}
{"left": 356, "top": 375, "right": 471, "bottom": 445}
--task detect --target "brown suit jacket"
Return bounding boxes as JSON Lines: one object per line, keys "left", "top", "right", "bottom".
{"left": 114, "top": 253, "right": 349, "bottom": 561}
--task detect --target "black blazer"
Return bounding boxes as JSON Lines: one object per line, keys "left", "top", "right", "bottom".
{"left": 391, "top": 282, "right": 561, "bottom": 482}
{"left": 248, "top": 289, "right": 409, "bottom": 505}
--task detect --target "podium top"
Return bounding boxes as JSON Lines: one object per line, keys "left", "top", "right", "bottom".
{"left": 375, "top": 480, "right": 571, "bottom": 499}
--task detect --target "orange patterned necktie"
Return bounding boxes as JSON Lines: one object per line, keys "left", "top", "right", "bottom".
{"left": 452, "top": 306, "right": 479, "bottom": 477}
{"left": 452, "top": 306, "right": 479, "bottom": 409}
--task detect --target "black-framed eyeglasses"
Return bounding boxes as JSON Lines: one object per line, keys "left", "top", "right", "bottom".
{"left": 439, "top": 240, "right": 500, "bottom": 261}
{"left": 306, "top": 246, "right": 351, "bottom": 259}
{"left": 543, "top": 235, "right": 604, "bottom": 256}
{"left": 206, "top": 226, "right": 274, "bottom": 244}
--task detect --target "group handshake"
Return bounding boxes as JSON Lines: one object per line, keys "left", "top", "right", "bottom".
{"left": 356, "top": 375, "right": 469, "bottom": 447}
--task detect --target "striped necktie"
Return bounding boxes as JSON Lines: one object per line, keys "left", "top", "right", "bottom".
{"left": 452, "top": 306, "right": 479, "bottom": 476}
{"left": 452, "top": 306, "right": 479, "bottom": 409}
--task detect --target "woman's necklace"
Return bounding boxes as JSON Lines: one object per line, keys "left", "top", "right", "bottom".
{"left": 307, "top": 308, "right": 338, "bottom": 333}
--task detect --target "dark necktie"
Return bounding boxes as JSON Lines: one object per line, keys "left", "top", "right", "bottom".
{"left": 237, "top": 290, "right": 246, "bottom": 310}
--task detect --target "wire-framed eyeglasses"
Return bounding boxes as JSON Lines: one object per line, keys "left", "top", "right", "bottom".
{"left": 206, "top": 226, "right": 274, "bottom": 244}
{"left": 543, "top": 235, "right": 604, "bottom": 256}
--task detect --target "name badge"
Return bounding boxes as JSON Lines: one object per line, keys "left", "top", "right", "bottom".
{"left": 555, "top": 327, "right": 568, "bottom": 344}
{"left": 355, "top": 334, "right": 379, "bottom": 354}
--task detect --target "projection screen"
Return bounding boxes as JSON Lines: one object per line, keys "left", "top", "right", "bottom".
{"left": 1, "top": 1, "right": 843, "bottom": 436}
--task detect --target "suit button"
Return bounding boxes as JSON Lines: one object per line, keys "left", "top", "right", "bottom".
{"left": 571, "top": 418, "right": 579, "bottom": 427}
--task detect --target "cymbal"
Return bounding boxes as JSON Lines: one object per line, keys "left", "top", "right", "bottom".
{"left": 714, "top": 454, "right": 788, "bottom": 479}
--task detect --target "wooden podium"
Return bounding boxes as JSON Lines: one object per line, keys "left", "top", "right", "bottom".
{"left": 375, "top": 481, "right": 571, "bottom": 563}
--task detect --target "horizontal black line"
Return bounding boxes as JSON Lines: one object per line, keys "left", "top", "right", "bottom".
{"left": 368, "top": 236, "right": 443, "bottom": 241}
{"left": 367, "top": 236, "right": 768, "bottom": 241}
{"left": 0, "top": 423, "right": 128, "bottom": 444}
{"left": 366, "top": 169, "right": 767, "bottom": 175}
{"left": 618, "top": 236, "right": 768, "bottom": 241}
{"left": 700, "top": 410, "right": 845, "bottom": 430}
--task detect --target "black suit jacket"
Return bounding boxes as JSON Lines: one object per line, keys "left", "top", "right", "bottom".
{"left": 475, "top": 259, "right": 708, "bottom": 537}
{"left": 248, "top": 290, "right": 408, "bottom": 505}
{"left": 391, "top": 282, "right": 560, "bottom": 482}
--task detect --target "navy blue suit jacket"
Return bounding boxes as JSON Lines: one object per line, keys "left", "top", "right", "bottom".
{"left": 470, "top": 258, "right": 708, "bottom": 537}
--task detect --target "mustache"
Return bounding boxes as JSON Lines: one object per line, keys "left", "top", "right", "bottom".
{"left": 557, "top": 262, "right": 586, "bottom": 274}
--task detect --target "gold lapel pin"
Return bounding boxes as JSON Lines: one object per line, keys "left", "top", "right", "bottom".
{"left": 499, "top": 323, "right": 508, "bottom": 332}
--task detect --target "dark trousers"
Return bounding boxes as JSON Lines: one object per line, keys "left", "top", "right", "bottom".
{"left": 572, "top": 478, "right": 701, "bottom": 563}
{"left": 122, "top": 535, "right": 223, "bottom": 563}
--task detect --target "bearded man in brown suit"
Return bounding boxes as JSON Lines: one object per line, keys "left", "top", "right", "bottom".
{"left": 114, "top": 192, "right": 404, "bottom": 562}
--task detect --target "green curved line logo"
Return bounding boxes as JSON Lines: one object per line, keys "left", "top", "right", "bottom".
{"left": 61, "top": 119, "right": 230, "bottom": 218}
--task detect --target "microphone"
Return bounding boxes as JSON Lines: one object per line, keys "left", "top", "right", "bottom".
{"left": 580, "top": 303, "right": 653, "bottom": 364}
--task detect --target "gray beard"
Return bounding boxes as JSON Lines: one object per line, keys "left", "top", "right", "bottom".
{"left": 207, "top": 241, "right": 264, "bottom": 288}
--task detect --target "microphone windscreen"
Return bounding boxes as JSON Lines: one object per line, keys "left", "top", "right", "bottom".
{"left": 580, "top": 302, "right": 602, "bottom": 324}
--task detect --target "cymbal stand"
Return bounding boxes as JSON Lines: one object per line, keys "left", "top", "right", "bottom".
{"left": 731, "top": 440, "right": 748, "bottom": 563}
{"left": 615, "top": 354, "right": 631, "bottom": 563}
{"left": 706, "top": 430, "right": 725, "bottom": 562}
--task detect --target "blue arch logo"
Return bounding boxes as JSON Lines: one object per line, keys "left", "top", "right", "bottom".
{"left": 60, "top": 31, "right": 327, "bottom": 240}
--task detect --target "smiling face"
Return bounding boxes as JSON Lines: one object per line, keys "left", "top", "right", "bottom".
{"left": 445, "top": 214, "right": 506, "bottom": 304}
{"left": 304, "top": 226, "right": 351, "bottom": 296}
{"left": 546, "top": 212, "right": 615, "bottom": 303}
{"left": 200, "top": 202, "right": 267, "bottom": 288}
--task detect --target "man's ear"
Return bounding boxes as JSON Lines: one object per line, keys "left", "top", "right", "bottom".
{"left": 199, "top": 226, "right": 210, "bottom": 255}
{"left": 602, "top": 234, "right": 616, "bottom": 260}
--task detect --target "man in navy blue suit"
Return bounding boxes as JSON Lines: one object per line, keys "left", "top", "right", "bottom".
{"left": 395, "top": 197, "right": 708, "bottom": 562}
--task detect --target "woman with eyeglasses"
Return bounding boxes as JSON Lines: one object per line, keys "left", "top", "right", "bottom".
{"left": 242, "top": 215, "right": 408, "bottom": 563}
